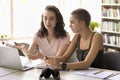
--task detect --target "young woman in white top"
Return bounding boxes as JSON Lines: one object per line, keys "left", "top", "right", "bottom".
{"left": 14, "top": 5, "right": 70, "bottom": 60}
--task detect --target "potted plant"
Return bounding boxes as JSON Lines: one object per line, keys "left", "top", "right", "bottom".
{"left": 0, "top": 35, "right": 7, "bottom": 44}
{"left": 89, "top": 21, "right": 99, "bottom": 30}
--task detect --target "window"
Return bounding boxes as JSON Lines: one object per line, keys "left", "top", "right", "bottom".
{"left": 0, "top": 0, "right": 81, "bottom": 39}
{"left": 0, "top": 0, "right": 11, "bottom": 37}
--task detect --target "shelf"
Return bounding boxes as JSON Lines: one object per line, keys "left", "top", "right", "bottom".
{"left": 101, "top": 0, "right": 120, "bottom": 51}
{"left": 102, "top": 3, "right": 120, "bottom": 6}
{"left": 104, "top": 43, "right": 120, "bottom": 50}
{"left": 101, "top": 17, "right": 120, "bottom": 20}
{"left": 101, "top": 30, "right": 120, "bottom": 35}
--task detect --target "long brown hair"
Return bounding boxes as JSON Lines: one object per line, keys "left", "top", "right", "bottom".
{"left": 37, "top": 5, "right": 67, "bottom": 39}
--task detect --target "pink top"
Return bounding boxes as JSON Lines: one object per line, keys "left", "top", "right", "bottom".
{"left": 33, "top": 33, "right": 70, "bottom": 56}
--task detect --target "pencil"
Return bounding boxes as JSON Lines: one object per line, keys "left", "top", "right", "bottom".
{"left": 44, "top": 56, "right": 48, "bottom": 60}
{"left": 94, "top": 70, "right": 104, "bottom": 75}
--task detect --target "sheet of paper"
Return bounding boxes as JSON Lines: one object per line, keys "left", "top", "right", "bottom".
{"left": 35, "top": 62, "right": 50, "bottom": 69}
{"left": 107, "top": 73, "right": 120, "bottom": 80}
{"left": 73, "top": 68, "right": 114, "bottom": 79}
{"left": 20, "top": 56, "right": 49, "bottom": 69}
{"left": 20, "top": 56, "right": 33, "bottom": 67}
{"left": 20, "top": 56, "right": 44, "bottom": 67}
{"left": 73, "top": 68, "right": 97, "bottom": 75}
{"left": 86, "top": 71, "right": 113, "bottom": 79}
{"left": 0, "top": 67, "right": 17, "bottom": 77}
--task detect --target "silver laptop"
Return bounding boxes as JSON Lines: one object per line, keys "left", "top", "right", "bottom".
{"left": 0, "top": 46, "right": 34, "bottom": 71}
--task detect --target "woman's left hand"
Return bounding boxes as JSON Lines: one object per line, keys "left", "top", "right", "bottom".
{"left": 28, "top": 53, "right": 41, "bottom": 60}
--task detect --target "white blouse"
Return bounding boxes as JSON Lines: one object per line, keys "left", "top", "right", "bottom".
{"left": 33, "top": 33, "right": 70, "bottom": 56}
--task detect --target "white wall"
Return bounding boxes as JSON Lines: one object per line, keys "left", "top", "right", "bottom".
{"left": 61, "top": 0, "right": 81, "bottom": 34}
{"left": 81, "top": 0, "right": 101, "bottom": 24}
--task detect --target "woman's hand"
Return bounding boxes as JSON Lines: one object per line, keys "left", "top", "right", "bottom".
{"left": 45, "top": 57, "right": 61, "bottom": 69}
{"left": 14, "top": 42, "right": 25, "bottom": 50}
{"left": 28, "top": 53, "right": 43, "bottom": 60}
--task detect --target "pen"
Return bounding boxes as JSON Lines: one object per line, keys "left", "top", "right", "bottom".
{"left": 107, "top": 73, "right": 120, "bottom": 78}
{"left": 44, "top": 56, "right": 48, "bottom": 60}
{"left": 94, "top": 70, "right": 104, "bottom": 75}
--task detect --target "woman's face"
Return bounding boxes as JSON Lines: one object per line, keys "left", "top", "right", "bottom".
{"left": 69, "top": 15, "right": 81, "bottom": 33}
{"left": 43, "top": 10, "right": 57, "bottom": 31}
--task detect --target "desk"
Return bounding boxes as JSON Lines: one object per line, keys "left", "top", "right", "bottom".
{"left": 1, "top": 67, "right": 119, "bottom": 80}
{"left": 0, "top": 68, "right": 102, "bottom": 80}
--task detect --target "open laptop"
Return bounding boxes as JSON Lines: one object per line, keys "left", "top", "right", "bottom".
{"left": 0, "top": 46, "right": 34, "bottom": 71}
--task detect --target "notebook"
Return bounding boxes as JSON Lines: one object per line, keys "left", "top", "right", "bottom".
{"left": 0, "top": 46, "right": 34, "bottom": 71}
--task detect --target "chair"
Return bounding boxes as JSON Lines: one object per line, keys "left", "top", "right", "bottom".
{"left": 103, "top": 51, "right": 120, "bottom": 71}
{"left": 18, "top": 43, "right": 30, "bottom": 56}
{"left": 67, "top": 51, "right": 79, "bottom": 62}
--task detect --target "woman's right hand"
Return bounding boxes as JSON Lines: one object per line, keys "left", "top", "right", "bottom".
{"left": 44, "top": 56, "right": 61, "bottom": 69}
{"left": 14, "top": 42, "right": 25, "bottom": 50}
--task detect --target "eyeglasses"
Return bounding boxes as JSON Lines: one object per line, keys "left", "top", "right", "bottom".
{"left": 39, "top": 68, "right": 60, "bottom": 80}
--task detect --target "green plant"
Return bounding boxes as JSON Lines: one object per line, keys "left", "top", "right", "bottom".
{"left": 0, "top": 35, "right": 7, "bottom": 44}
{"left": 89, "top": 21, "right": 99, "bottom": 30}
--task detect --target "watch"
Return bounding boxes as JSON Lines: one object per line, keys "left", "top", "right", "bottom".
{"left": 62, "top": 62, "right": 67, "bottom": 70}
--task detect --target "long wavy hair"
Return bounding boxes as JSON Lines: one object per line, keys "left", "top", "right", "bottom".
{"left": 37, "top": 5, "right": 67, "bottom": 39}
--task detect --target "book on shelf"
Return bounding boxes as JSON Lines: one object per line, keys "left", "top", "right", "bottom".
{"left": 102, "top": 0, "right": 120, "bottom": 51}
{"left": 102, "top": 21, "right": 120, "bottom": 32}
{"left": 103, "top": 33, "right": 120, "bottom": 46}
{"left": 102, "top": 7, "right": 120, "bottom": 18}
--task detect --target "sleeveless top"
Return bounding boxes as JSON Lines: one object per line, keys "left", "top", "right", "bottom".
{"left": 76, "top": 32, "right": 103, "bottom": 68}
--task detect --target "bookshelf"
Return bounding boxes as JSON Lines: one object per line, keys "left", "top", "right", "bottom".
{"left": 101, "top": 0, "right": 120, "bottom": 51}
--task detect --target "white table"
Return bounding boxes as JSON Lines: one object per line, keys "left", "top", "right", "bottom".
{"left": 0, "top": 67, "right": 113, "bottom": 80}
{"left": 1, "top": 65, "right": 120, "bottom": 80}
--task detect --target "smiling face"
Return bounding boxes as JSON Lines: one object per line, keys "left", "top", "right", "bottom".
{"left": 69, "top": 15, "right": 81, "bottom": 33}
{"left": 43, "top": 10, "right": 57, "bottom": 31}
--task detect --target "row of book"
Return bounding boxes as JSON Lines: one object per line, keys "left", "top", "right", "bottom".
{"left": 103, "top": 33, "right": 120, "bottom": 46}
{"left": 102, "top": 0, "right": 120, "bottom": 4}
{"left": 102, "top": 7, "right": 120, "bottom": 18}
{"left": 101, "top": 20, "right": 120, "bottom": 32}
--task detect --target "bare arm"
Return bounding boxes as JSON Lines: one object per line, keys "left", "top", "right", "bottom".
{"left": 27, "top": 40, "right": 44, "bottom": 59}
{"left": 47, "top": 33, "right": 103, "bottom": 70}
{"left": 55, "top": 43, "right": 69, "bottom": 57}
{"left": 55, "top": 34, "right": 70, "bottom": 57}
{"left": 15, "top": 40, "right": 44, "bottom": 60}
{"left": 66, "top": 33, "right": 103, "bottom": 70}
{"left": 54, "top": 34, "right": 79, "bottom": 62}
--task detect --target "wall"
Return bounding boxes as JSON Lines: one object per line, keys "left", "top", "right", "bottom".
{"left": 81, "top": 0, "right": 101, "bottom": 32}
{"left": 81, "top": 0, "right": 101, "bottom": 23}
